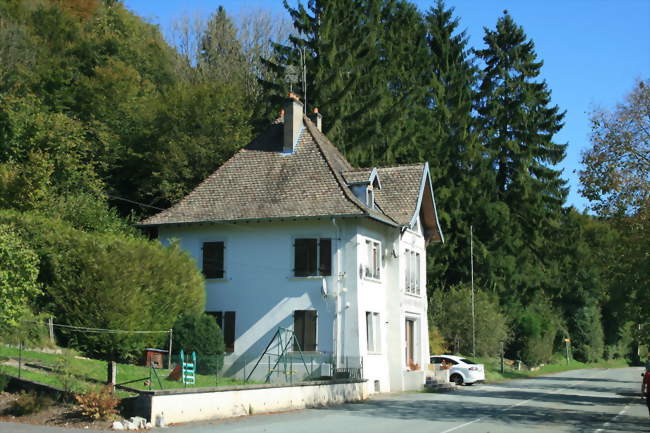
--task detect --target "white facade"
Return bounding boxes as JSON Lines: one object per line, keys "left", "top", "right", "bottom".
{"left": 159, "top": 215, "right": 429, "bottom": 392}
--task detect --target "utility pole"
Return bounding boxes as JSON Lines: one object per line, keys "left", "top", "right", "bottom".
{"left": 471, "top": 225, "right": 475, "bottom": 358}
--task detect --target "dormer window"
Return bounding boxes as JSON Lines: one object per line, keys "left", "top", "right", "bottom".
{"left": 343, "top": 167, "right": 381, "bottom": 211}
{"left": 366, "top": 187, "right": 375, "bottom": 209}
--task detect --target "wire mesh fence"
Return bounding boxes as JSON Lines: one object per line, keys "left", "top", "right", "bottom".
{"left": 0, "top": 321, "right": 364, "bottom": 395}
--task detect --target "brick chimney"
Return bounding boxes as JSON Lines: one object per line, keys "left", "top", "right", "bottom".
{"left": 284, "top": 93, "right": 304, "bottom": 153}
{"left": 308, "top": 107, "right": 322, "bottom": 131}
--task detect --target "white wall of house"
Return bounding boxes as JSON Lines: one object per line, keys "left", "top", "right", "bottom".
{"left": 159, "top": 215, "right": 429, "bottom": 392}
{"left": 353, "top": 218, "right": 429, "bottom": 392}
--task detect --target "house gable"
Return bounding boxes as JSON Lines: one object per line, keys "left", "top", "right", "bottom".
{"left": 140, "top": 98, "right": 443, "bottom": 245}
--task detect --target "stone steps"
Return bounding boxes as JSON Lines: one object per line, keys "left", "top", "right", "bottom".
{"left": 425, "top": 376, "right": 456, "bottom": 392}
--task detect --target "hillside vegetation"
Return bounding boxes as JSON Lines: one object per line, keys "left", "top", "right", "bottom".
{"left": 0, "top": 0, "right": 647, "bottom": 365}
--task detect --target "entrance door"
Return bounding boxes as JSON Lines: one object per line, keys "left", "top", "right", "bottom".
{"left": 405, "top": 318, "right": 415, "bottom": 367}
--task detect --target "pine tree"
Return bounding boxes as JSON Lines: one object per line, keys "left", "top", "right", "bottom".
{"left": 198, "top": 6, "right": 247, "bottom": 85}
{"left": 475, "top": 12, "right": 567, "bottom": 299}
{"left": 262, "top": 0, "right": 428, "bottom": 166}
{"left": 421, "top": 1, "right": 488, "bottom": 289}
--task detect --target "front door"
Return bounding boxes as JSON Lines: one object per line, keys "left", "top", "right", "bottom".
{"left": 405, "top": 318, "right": 415, "bottom": 367}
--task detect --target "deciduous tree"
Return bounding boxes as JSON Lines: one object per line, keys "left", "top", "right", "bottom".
{"left": 579, "top": 79, "right": 649, "bottom": 217}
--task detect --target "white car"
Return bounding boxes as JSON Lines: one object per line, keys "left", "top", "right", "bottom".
{"left": 430, "top": 355, "right": 485, "bottom": 385}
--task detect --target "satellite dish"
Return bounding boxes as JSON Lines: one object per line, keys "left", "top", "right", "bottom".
{"left": 321, "top": 278, "right": 328, "bottom": 297}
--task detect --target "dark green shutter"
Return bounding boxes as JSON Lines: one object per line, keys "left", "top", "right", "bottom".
{"left": 224, "top": 311, "right": 235, "bottom": 352}
{"left": 202, "top": 242, "right": 224, "bottom": 278}
{"left": 319, "top": 239, "right": 332, "bottom": 276}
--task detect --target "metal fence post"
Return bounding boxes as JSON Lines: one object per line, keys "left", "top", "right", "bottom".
{"left": 18, "top": 340, "right": 22, "bottom": 379}
{"left": 107, "top": 361, "right": 117, "bottom": 387}
{"left": 360, "top": 356, "right": 363, "bottom": 379}
{"left": 243, "top": 357, "right": 247, "bottom": 383}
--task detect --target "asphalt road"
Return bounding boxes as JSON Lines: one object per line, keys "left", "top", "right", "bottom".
{"left": 1, "top": 367, "right": 648, "bottom": 433}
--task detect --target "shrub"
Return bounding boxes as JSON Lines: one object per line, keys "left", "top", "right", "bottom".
{"left": 8, "top": 391, "right": 52, "bottom": 416}
{"left": 428, "top": 326, "right": 448, "bottom": 355}
{"left": 429, "top": 284, "right": 509, "bottom": 357}
{"left": 54, "top": 350, "right": 80, "bottom": 394}
{"left": 0, "top": 224, "right": 41, "bottom": 330}
{"left": 172, "top": 313, "right": 225, "bottom": 374}
{"left": 74, "top": 386, "right": 119, "bottom": 420}
{"left": 0, "top": 210, "right": 205, "bottom": 362}
{"left": 509, "top": 296, "right": 563, "bottom": 366}
{"left": 0, "top": 370, "right": 10, "bottom": 393}
{"left": 571, "top": 302, "right": 604, "bottom": 363}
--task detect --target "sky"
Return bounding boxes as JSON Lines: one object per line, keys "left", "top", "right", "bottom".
{"left": 123, "top": 0, "right": 650, "bottom": 211}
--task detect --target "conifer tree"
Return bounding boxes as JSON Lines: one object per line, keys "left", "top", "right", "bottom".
{"left": 263, "top": 0, "right": 428, "bottom": 166}
{"left": 422, "top": 0, "right": 487, "bottom": 288}
{"left": 198, "top": 6, "right": 247, "bottom": 85}
{"left": 475, "top": 12, "right": 567, "bottom": 299}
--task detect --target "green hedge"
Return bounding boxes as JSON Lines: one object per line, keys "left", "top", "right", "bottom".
{"left": 0, "top": 210, "right": 205, "bottom": 362}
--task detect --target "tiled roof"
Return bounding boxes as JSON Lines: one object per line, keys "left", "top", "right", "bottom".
{"left": 374, "top": 165, "right": 425, "bottom": 226}
{"left": 140, "top": 115, "right": 434, "bottom": 234}
{"left": 341, "top": 169, "right": 373, "bottom": 184}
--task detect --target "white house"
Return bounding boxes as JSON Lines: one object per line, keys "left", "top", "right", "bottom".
{"left": 140, "top": 95, "right": 444, "bottom": 392}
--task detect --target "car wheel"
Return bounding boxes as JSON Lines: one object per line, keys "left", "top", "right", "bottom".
{"left": 450, "top": 374, "right": 463, "bottom": 385}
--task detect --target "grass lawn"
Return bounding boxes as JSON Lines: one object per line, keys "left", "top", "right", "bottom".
{"left": 0, "top": 345, "right": 251, "bottom": 395}
{"left": 475, "top": 356, "right": 630, "bottom": 383}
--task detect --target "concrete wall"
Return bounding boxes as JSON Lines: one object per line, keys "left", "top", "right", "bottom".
{"left": 141, "top": 380, "right": 368, "bottom": 424}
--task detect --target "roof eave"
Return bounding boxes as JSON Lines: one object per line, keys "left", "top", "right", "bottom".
{"left": 410, "top": 162, "right": 445, "bottom": 244}
{"left": 136, "top": 212, "right": 399, "bottom": 229}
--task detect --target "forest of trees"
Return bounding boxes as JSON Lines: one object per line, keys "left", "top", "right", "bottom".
{"left": 0, "top": 0, "right": 647, "bottom": 364}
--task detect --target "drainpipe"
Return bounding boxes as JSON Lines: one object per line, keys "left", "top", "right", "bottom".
{"left": 331, "top": 217, "right": 342, "bottom": 369}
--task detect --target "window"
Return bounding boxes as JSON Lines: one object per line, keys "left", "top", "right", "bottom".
{"left": 294, "top": 238, "right": 331, "bottom": 277}
{"left": 366, "top": 187, "right": 374, "bottom": 209}
{"left": 208, "top": 311, "right": 235, "bottom": 352}
{"left": 293, "top": 310, "right": 317, "bottom": 351}
{"left": 365, "top": 240, "right": 380, "bottom": 280}
{"left": 366, "top": 312, "right": 381, "bottom": 353}
{"left": 202, "top": 242, "right": 224, "bottom": 279}
{"left": 404, "top": 249, "right": 421, "bottom": 295}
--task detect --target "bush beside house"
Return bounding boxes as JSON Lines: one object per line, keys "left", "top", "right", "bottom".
{"left": 0, "top": 210, "right": 205, "bottom": 362}
{"left": 172, "top": 313, "right": 225, "bottom": 374}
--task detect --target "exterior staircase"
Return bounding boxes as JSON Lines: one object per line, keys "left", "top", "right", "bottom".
{"left": 424, "top": 365, "right": 456, "bottom": 392}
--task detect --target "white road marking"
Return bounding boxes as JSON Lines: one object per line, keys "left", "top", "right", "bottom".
{"left": 437, "top": 370, "right": 610, "bottom": 433}
{"left": 438, "top": 418, "right": 483, "bottom": 433}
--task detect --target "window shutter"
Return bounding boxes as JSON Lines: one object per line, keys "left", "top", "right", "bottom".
{"left": 304, "top": 310, "right": 317, "bottom": 351}
{"left": 224, "top": 311, "right": 235, "bottom": 352}
{"left": 203, "top": 242, "right": 224, "bottom": 279}
{"left": 293, "top": 310, "right": 305, "bottom": 351}
{"left": 366, "top": 312, "right": 373, "bottom": 352}
{"left": 319, "top": 239, "right": 332, "bottom": 276}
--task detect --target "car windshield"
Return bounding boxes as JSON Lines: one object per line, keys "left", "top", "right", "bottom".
{"left": 459, "top": 358, "right": 476, "bottom": 364}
